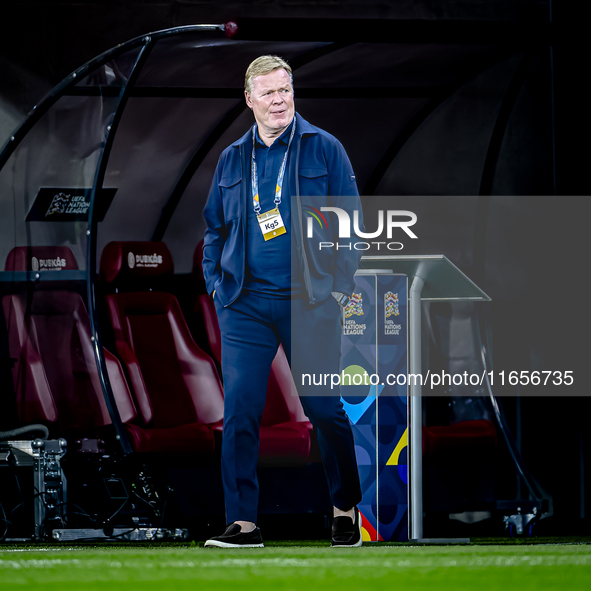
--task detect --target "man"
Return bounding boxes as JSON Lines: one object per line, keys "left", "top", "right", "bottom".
{"left": 202, "top": 55, "right": 363, "bottom": 548}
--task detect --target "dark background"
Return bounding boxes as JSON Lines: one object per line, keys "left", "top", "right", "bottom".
{"left": 0, "top": 1, "right": 588, "bottom": 535}
{"left": 0, "top": 1, "right": 585, "bottom": 196}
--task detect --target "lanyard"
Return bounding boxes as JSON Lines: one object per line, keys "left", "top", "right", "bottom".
{"left": 251, "top": 116, "right": 296, "bottom": 215}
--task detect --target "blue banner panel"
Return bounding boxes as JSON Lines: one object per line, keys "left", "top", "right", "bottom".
{"left": 376, "top": 274, "right": 408, "bottom": 542}
{"left": 340, "top": 272, "right": 408, "bottom": 542}
{"left": 340, "top": 274, "right": 379, "bottom": 540}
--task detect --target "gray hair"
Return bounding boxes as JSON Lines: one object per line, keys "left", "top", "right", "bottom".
{"left": 245, "top": 55, "right": 293, "bottom": 94}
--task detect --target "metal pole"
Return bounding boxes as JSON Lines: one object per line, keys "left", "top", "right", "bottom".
{"left": 86, "top": 38, "right": 155, "bottom": 455}
{"left": 409, "top": 272, "right": 425, "bottom": 540}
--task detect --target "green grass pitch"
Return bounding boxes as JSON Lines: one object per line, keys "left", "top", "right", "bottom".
{"left": 1, "top": 540, "right": 591, "bottom": 591}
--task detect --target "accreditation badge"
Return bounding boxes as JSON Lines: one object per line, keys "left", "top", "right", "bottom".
{"left": 257, "top": 207, "right": 287, "bottom": 241}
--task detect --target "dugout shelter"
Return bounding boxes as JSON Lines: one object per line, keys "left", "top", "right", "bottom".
{"left": 0, "top": 20, "right": 567, "bottom": 541}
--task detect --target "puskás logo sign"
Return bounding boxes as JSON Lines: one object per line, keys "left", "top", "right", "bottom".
{"left": 127, "top": 252, "right": 163, "bottom": 268}
{"left": 31, "top": 256, "right": 67, "bottom": 271}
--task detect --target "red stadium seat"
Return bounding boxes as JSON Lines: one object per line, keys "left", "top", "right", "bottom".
{"left": 2, "top": 247, "right": 135, "bottom": 440}
{"left": 423, "top": 419, "right": 497, "bottom": 457}
{"left": 99, "top": 241, "right": 222, "bottom": 456}
{"left": 192, "top": 241, "right": 222, "bottom": 369}
{"left": 193, "top": 240, "right": 317, "bottom": 466}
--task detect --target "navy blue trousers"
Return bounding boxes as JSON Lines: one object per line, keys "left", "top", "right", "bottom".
{"left": 214, "top": 290, "right": 362, "bottom": 524}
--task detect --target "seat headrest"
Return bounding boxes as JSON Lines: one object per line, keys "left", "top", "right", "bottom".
{"left": 100, "top": 241, "right": 174, "bottom": 285}
{"left": 5, "top": 246, "right": 78, "bottom": 272}
{"left": 193, "top": 239, "right": 205, "bottom": 281}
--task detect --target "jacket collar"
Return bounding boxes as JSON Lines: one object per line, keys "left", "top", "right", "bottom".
{"left": 231, "top": 111, "right": 317, "bottom": 148}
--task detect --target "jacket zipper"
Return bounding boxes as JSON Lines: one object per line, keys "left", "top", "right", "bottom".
{"left": 294, "top": 139, "right": 316, "bottom": 304}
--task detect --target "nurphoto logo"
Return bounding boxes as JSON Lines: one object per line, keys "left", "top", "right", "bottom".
{"left": 305, "top": 208, "right": 418, "bottom": 251}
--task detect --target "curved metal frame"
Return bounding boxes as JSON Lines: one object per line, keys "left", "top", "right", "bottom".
{"left": 0, "top": 25, "right": 223, "bottom": 168}
{"left": 86, "top": 37, "right": 155, "bottom": 453}
{"left": 471, "top": 49, "right": 541, "bottom": 287}
{"left": 361, "top": 46, "right": 523, "bottom": 196}
{"left": 477, "top": 305, "right": 550, "bottom": 508}
{"left": 0, "top": 24, "right": 227, "bottom": 454}
{"left": 470, "top": 50, "right": 554, "bottom": 516}
{"left": 85, "top": 25, "right": 226, "bottom": 453}
{"left": 478, "top": 50, "right": 540, "bottom": 198}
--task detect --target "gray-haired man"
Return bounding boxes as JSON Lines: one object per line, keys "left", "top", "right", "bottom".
{"left": 203, "top": 56, "right": 363, "bottom": 548}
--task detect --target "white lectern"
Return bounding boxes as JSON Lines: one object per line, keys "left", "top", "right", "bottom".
{"left": 359, "top": 255, "right": 491, "bottom": 543}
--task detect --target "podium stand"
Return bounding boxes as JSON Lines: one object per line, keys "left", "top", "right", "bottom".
{"left": 356, "top": 255, "right": 491, "bottom": 543}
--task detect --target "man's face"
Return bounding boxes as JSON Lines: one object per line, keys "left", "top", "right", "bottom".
{"left": 245, "top": 68, "right": 295, "bottom": 136}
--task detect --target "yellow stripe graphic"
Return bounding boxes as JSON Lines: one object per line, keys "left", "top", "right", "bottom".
{"left": 386, "top": 428, "right": 408, "bottom": 466}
